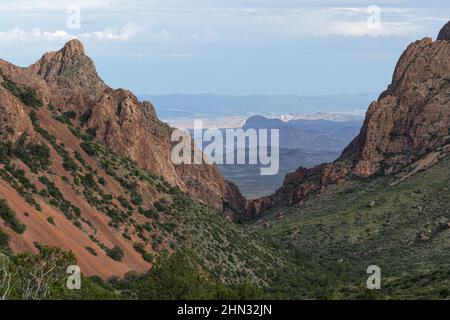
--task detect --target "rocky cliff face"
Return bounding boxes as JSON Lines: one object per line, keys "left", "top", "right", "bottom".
{"left": 26, "top": 39, "right": 245, "bottom": 214}
{"left": 247, "top": 21, "right": 450, "bottom": 217}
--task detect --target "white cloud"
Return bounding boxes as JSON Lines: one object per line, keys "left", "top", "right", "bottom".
{"left": 211, "top": 6, "right": 442, "bottom": 39}
{"left": 0, "top": 2, "right": 447, "bottom": 48}
{"left": 0, "top": 22, "right": 144, "bottom": 42}
{"left": 79, "top": 21, "right": 145, "bottom": 40}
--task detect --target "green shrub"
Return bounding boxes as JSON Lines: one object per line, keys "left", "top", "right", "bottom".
{"left": 143, "top": 222, "right": 153, "bottom": 232}
{"left": 39, "top": 176, "right": 63, "bottom": 200}
{"left": 110, "top": 251, "right": 257, "bottom": 300}
{"left": 118, "top": 196, "right": 132, "bottom": 210}
{"left": 12, "top": 135, "right": 50, "bottom": 173}
{"left": 132, "top": 243, "right": 154, "bottom": 263}
{"left": 130, "top": 192, "right": 143, "bottom": 205}
{"left": 5, "top": 164, "right": 37, "bottom": 193}
{"left": 0, "top": 199, "right": 26, "bottom": 234}
{"left": 161, "top": 222, "right": 176, "bottom": 232}
{"left": 0, "top": 142, "right": 13, "bottom": 164}
{"left": 142, "top": 252, "right": 154, "bottom": 263}
{"left": 0, "top": 227, "right": 10, "bottom": 252}
{"left": 80, "top": 173, "right": 98, "bottom": 190}
{"left": 80, "top": 142, "right": 97, "bottom": 156}
{"left": 98, "top": 177, "right": 106, "bottom": 186}
{"left": 47, "top": 216, "right": 56, "bottom": 226}
{"left": 72, "top": 206, "right": 81, "bottom": 217}
{"left": 86, "top": 246, "right": 98, "bottom": 256}
{"left": 140, "top": 207, "right": 159, "bottom": 220}
{"left": 62, "top": 155, "right": 78, "bottom": 173}
{"left": 122, "top": 233, "right": 131, "bottom": 240}
{"left": 106, "top": 245, "right": 124, "bottom": 262}
{"left": 56, "top": 111, "right": 77, "bottom": 125}
{"left": 39, "top": 176, "right": 78, "bottom": 220}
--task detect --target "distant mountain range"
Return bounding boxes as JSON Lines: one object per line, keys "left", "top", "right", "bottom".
{"left": 185, "top": 115, "right": 363, "bottom": 197}
{"left": 165, "top": 111, "right": 365, "bottom": 129}
{"left": 243, "top": 115, "right": 362, "bottom": 152}
{"left": 139, "top": 93, "right": 375, "bottom": 120}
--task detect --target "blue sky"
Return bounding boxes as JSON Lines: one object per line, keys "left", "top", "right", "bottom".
{"left": 0, "top": 0, "right": 448, "bottom": 95}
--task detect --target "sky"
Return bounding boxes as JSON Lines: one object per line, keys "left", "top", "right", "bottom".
{"left": 0, "top": 0, "right": 448, "bottom": 95}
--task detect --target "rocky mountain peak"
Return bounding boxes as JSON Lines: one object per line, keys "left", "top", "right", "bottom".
{"left": 60, "top": 38, "right": 86, "bottom": 56}
{"left": 437, "top": 20, "right": 450, "bottom": 41}
{"left": 29, "top": 39, "right": 107, "bottom": 101}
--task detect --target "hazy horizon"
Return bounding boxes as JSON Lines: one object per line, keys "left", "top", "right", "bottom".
{"left": 139, "top": 92, "right": 376, "bottom": 123}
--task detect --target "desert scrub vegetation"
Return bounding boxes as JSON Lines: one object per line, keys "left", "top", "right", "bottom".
{"left": 106, "top": 245, "right": 124, "bottom": 262}
{"left": 85, "top": 246, "right": 98, "bottom": 256}
{"left": 0, "top": 139, "right": 45, "bottom": 209}
{"left": 110, "top": 251, "right": 266, "bottom": 300}
{"left": 251, "top": 154, "right": 450, "bottom": 298}
{"left": 1, "top": 247, "right": 267, "bottom": 300}
{"left": 0, "top": 137, "right": 50, "bottom": 174}
{"left": 79, "top": 137, "right": 161, "bottom": 188}
{"left": 12, "top": 136, "right": 50, "bottom": 174}
{"left": 0, "top": 227, "right": 10, "bottom": 253}
{"left": 0, "top": 165, "right": 41, "bottom": 211}
{"left": 0, "top": 199, "right": 26, "bottom": 234}
{"left": 38, "top": 176, "right": 81, "bottom": 221}
{"left": 29, "top": 111, "right": 79, "bottom": 176}
{"left": 1, "top": 77, "right": 43, "bottom": 108}
{"left": 46, "top": 216, "right": 56, "bottom": 226}
{"left": 53, "top": 110, "right": 77, "bottom": 126}
{"left": 133, "top": 242, "right": 154, "bottom": 263}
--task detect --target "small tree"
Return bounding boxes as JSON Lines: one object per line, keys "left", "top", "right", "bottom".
{"left": 106, "top": 246, "right": 124, "bottom": 262}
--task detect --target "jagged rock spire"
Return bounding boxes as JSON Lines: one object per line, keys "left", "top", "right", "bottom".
{"left": 29, "top": 39, "right": 107, "bottom": 101}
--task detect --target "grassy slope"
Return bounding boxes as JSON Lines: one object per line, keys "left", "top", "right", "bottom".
{"left": 255, "top": 153, "right": 450, "bottom": 298}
